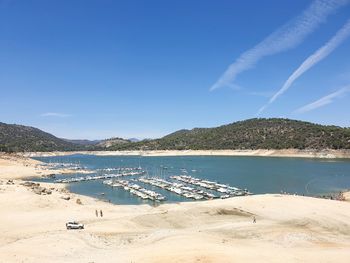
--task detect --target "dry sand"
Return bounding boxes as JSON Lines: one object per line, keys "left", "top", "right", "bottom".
{"left": 23, "top": 149, "right": 350, "bottom": 159}
{"left": 1, "top": 153, "right": 350, "bottom": 263}
{"left": 0, "top": 153, "right": 93, "bottom": 180}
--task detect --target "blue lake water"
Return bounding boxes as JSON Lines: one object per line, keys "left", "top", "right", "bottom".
{"left": 33, "top": 155, "right": 350, "bottom": 205}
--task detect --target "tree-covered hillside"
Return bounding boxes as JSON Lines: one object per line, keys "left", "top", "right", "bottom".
{"left": 0, "top": 122, "right": 82, "bottom": 152}
{"left": 1, "top": 119, "right": 350, "bottom": 152}
{"left": 109, "top": 118, "right": 350, "bottom": 150}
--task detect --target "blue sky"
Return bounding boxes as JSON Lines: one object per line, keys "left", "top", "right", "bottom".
{"left": 1, "top": 0, "right": 350, "bottom": 139}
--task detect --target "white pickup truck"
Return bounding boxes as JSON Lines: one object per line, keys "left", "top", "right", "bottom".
{"left": 66, "top": 221, "right": 84, "bottom": 230}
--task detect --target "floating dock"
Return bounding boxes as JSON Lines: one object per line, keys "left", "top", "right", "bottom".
{"left": 97, "top": 167, "right": 143, "bottom": 172}
{"left": 103, "top": 179, "right": 166, "bottom": 201}
{"left": 138, "top": 177, "right": 216, "bottom": 200}
{"left": 170, "top": 175, "right": 250, "bottom": 197}
{"left": 54, "top": 170, "right": 145, "bottom": 183}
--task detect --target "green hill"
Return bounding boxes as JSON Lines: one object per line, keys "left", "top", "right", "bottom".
{"left": 1, "top": 119, "right": 350, "bottom": 152}
{"left": 109, "top": 118, "right": 350, "bottom": 150}
{"left": 0, "top": 122, "right": 82, "bottom": 152}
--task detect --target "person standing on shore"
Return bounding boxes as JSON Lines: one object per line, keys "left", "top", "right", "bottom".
{"left": 100, "top": 210, "right": 103, "bottom": 217}
{"left": 253, "top": 216, "right": 256, "bottom": 223}
{"left": 95, "top": 209, "right": 98, "bottom": 217}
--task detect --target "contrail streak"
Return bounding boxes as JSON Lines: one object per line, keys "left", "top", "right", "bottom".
{"left": 210, "top": 0, "right": 348, "bottom": 91}
{"left": 294, "top": 86, "right": 350, "bottom": 113}
{"left": 258, "top": 18, "right": 350, "bottom": 115}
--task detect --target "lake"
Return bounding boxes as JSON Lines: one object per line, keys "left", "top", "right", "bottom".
{"left": 34, "top": 154, "right": 350, "bottom": 205}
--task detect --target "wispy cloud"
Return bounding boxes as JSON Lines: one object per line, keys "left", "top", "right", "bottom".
{"left": 294, "top": 86, "right": 350, "bottom": 113}
{"left": 258, "top": 18, "right": 350, "bottom": 115}
{"left": 40, "top": 112, "right": 71, "bottom": 118}
{"left": 210, "top": 0, "right": 348, "bottom": 91}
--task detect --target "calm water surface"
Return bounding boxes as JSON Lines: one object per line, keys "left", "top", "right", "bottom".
{"left": 34, "top": 155, "right": 350, "bottom": 205}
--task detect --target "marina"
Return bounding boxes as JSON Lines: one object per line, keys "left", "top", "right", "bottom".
{"left": 139, "top": 176, "right": 249, "bottom": 199}
{"left": 33, "top": 155, "right": 350, "bottom": 205}
{"left": 42, "top": 162, "right": 86, "bottom": 170}
{"left": 97, "top": 167, "right": 143, "bottom": 172}
{"left": 171, "top": 175, "right": 250, "bottom": 196}
{"left": 54, "top": 170, "right": 145, "bottom": 183}
{"left": 138, "top": 177, "right": 208, "bottom": 200}
{"left": 103, "top": 179, "right": 166, "bottom": 201}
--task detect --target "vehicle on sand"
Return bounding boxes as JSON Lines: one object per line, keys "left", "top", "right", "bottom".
{"left": 66, "top": 221, "right": 84, "bottom": 230}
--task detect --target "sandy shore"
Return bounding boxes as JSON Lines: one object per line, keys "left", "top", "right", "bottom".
{"left": 0, "top": 153, "right": 92, "bottom": 180}
{"left": 22, "top": 149, "right": 350, "bottom": 159}
{"left": 1, "top": 154, "right": 350, "bottom": 262}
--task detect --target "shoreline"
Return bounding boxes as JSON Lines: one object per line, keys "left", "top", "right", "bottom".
{"left": 4, "top": 152, "right": 349, "bottom": 201}
{"left": 22, "top": 148, "right": 350, "bottom": 159}
{"left": 0, "top": 153, "right": 93, "bottom": 180}
{"left": 1, "top": 153, "right": 350, "bottom": 262}
{"left": 2, "top": 152, "right": 350, "bottom": 202}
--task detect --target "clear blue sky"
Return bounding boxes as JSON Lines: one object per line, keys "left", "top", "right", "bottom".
{"left": 1, "top": 0, "right": 350, "bottom": 139}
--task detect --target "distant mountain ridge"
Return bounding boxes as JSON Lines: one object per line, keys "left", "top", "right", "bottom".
{"left": 109, "top": 118, "right": 350, "bottom": 151}
{"left": 0, "top": 122, "right": 134, "bottom": 152}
